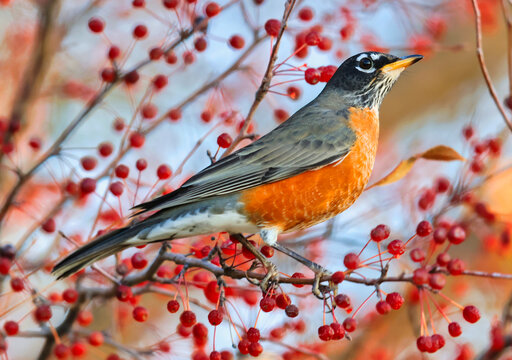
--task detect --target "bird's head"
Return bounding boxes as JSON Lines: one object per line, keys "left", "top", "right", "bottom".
{"left": 322, "top": 52, "right": 423, "bottom": 109}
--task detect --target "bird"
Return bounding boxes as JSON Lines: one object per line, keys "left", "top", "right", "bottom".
{"left": 52, "top": 51, "right": 422, "bottom": 280}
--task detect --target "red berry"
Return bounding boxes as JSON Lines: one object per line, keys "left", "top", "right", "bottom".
{"left": 77, "top": 310, "right": 93, "bottom": 326}
{"left": 0, "top": 258, "right": 11, "bottom": 275}
{"left": 124, "top": 70, "right": 140, "bottom": 85}
{"left": 208, "top": 309, "right": 223, "bottom": 326}
{"left": 217, "top": 133, "right": 232, "bottom": 148}
{"left": 304, "top": 68, "right": 320, "bottom": 85}
{"left": 34, "top": 304, "right": 52, "bottom": 322}
{"left": 159, "top": 341, "right": 171, "bottom": 352}
{"left": 448, "top": 321, "right": 462, "bottom": 337}
{"left": 205, "top": 2, "right": 221, "bottom": 17}
{"left": 305, "top": 31, "right": 320, "bottom": 46}
{"left": 163, "top": 0, "right": 179, "bottom": 9}
{"left": 318, "top": 324, "right": 334, "bottom": 341}
{"left": 343, "top": 317, "right": 357, "bottom": 332}
{"left": 109, "top": 181, "right": 123, "bottom": 196}
{"left": 81, "top": 156, "right": 97, "bottom": 171}
{"left": 287, "top": 86, "right": 301, "bottom": 100}
{"left": 114, "top": 164, "right": 129, "bottom": 179}
{"left": 412, "top": 268, "right": 429, "bottom": 285}
{"left": 276, "top": 294, "right": 291, "bottom": 309}
{"left": 319, "top": 65, "right": 337, "bottom": 82}
{"left": 42, "top": 218, "right": 56, "bottom": 233}
{"left": 210, "top": 351, "right": 221, "bottom": 360}
{"left": 431, "top": 333, "right": 445, "bottom": 350}
{"left": 471, "top": 158, "right": 484, "bottom": 173}
{"left": 435, "top": 177, "right": 450, "bottom": 193}
{"left": 116, "top": 285, "right": 133, "bottom": 302}
{"left": 334, "top": 294, "right": 351, "bottom": 308}
{"left": 261, "top": 245, "right": 274, "bottom": 258}
{"left": 331, "top": 271, "right": 345, "bottom": 284}
{"left": 98, "top": 142, "right": 113, "bottom": 157}
{"left": 10, "top": 277, "right": 24, "bottom": 292}
{"left": 108, "top": 46, "right": 120, "bottom": 60}
{"left": 416, "top": 335, "right": 432, "bottom": 352}
{"left": 238, "top": 339, "right": 250, "bottom": 354}
{"left": 129, "top": 132, "right": 145, "bottom": 148}
{"left": 157, "top": 164, "right": 172, "bottom": 179}
{"left": 410, "top": 248, "right": 426, "bottom": 262}
{"left": 149, "top": 47, "right": 163, "bottom": 60}
{"left": 247, "top": 327, "right": 260, "bottom": 342}
{"left": 166, "top": 51, "right": 178, "bottom": 64}
{"left": 448, "top": 225, "right": 466, "bottom": 244}
{"left": 248, "top": 342, "right": 263, "bottom": 356}
{"left": 376, "top": 300, "right": 391, "bottom": 315}
{"left": 200, "top": 110, "right": 212, "bottom": 123}
{"left": 136, "top": 158, "right": 147, "bottom": 171}
{"left": 339, "top": 24, "right": 354, "bottom": 40}
{"left": 418, "top": 189, "right": 436, "bottom": 210}
{"left": 131, "top": 252, "right": 148, "bottom": 269}
{"left": 387, "top": 239, "right": 405, "bottom": 256}
{"left": 88, "top": 17, "right": 105, "bottom": 33}
{"left": 433, "top": 227, "right": 447, "bottom": 244}
{"left": 183, "top": 51, "right": 195, "bottom": 64}
{"left": 260, "top": 297, "right": 276, "bottom": 312}
{"left": 4, "top": 321, "right": 18, "bottom": 336}
{"left": 298, "top": 7, "right": 314, "bottom": 21}
{"left": 229, "top": 35, "right": 245, "bottom": 49}
{"left": 29, "top": 136, "right": 42, "bottom": 150}
{"left": 168, "top": 108, "right": 182, "bottom": 121}
{"left": 285, "top": 304, "right": 299, "bottom": 318}
{"left": 318, "top": 36, "right": 333, "bottom": 51}
{"left": 133, "top": 24, "right": 148, "bottom": 39}
{"left": 488, "top": 138, "right": 501, "bottom": 156}
{"left": 141, "top": 103, "right": 157, "bottom": 119}
{"left": 133, "top": 0, "right": 145, "bottom": 7}
{"left": 371, "top": 224, "right": 390, "bottom": 242}
{"left": 54, "top": 344, "right": 70, "bottom": 359}
{"left": 436, "top": 252, "right": 451, "bottom": 267}
{"left": 71, "top": 342, "right": 86, "bottom": 357}
{"left": 62, "top": 288, "right": 78, "bottom": 303}
{"left": 101, "top": 68, "right": 116, "bottom": 82}
{"left": 447, "top": 258, "right": 465, "bottom": 275}
{"left": 88, "top": 331, "right": 104, "bottom": 346}
{"left": 463, "top": 305, "right": 480, "bottom": 323}
{"left": 416, "top": 220, "right": 433, "bottom": 237}
{"left": 343, "top": 253, "right": 360, "bottom": 269}
{"left": 194, "top": 37, "right": 208, "bottom": 52}
{"left": 167, "top": 299, "right": 180, "bottom": 313}
{"left": 274, "top": 108, "right": 289, "bottom": 123}
{"left": 330, "top": 322, "right": 345, "bottom": 340}
{"left": 133, "top": 306, "right": 148, "bottom": 322}
{"left": 429, "top": 273, "right": 446, "bottom": 290}
{"left": 1, "top": 245, "right": 16, "bottom": 260}
{"left": 386, "top": 292, "right": 404, "bottom": 310}
{"left": 153, "top": 74, "right": 168, "bottom": 90}
{"left": 264, "top": 19, "right": 281, "bottom": 37}
{"left": 192, "top": 322, "right": 208, "bottom": 343}
{"left": 291, "top": 272, "right": 305, "bottom": 287}
{"left": 180, "top": 310, "right": 197, "bottom": 327}
{"left": 113, "top": 117, "right": 124, "bottom": 131}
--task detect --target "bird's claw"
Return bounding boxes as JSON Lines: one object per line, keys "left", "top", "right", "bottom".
{"left": 312, "top": 268, "right": 335, "bottom": 300}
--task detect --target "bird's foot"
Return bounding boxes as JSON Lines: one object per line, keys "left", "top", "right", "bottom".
{"left": 312, "top": 268, "right": 335, "bottom": 300}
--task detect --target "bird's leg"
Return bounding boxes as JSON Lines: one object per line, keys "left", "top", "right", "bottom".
{"left": 231, "top": 234, "right": 279, "bottom": 293}
{"left": 272, "top": 243, "right": 333, "bottom": 300}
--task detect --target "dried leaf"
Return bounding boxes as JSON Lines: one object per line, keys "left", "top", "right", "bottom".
{"left": 366, "top": 145, "right": 464, "bottom": 190}
{"left": 366, "top": 157, "right": 416, "bottom": 190}
{"left": 420, "top": 145, "right": 465, "bottom": 161}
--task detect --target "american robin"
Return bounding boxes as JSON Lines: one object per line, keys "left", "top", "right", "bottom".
{"left": 53, "top": 52, "right": 422, "bottom": 281}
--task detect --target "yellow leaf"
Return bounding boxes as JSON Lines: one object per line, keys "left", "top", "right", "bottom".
{"left": 366, "top": 145, "right": 464, "bottom": 190}
{"left": 420, "top": 145, "right": 465, "bottom": 161}
{"left": 366, "top": 157, "right": 417, "bottom": 190}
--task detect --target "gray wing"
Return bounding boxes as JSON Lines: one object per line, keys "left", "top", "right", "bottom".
{"left": 133, "top": 102, "right": 356, "bottom": 214}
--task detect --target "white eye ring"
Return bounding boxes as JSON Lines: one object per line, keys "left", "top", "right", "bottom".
{"left": 355, "top": 56, "right": 375, "bottom": 73}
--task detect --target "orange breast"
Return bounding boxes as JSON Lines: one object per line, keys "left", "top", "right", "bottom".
{"left": 240, "top": 107, "right": 379, "bottom": 232}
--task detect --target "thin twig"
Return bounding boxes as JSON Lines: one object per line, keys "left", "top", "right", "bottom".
{"left": 470, "top": 0, "right": 512, "bottom": 132}
{"left": 222, "top": 0, "right": 297, "bottom": 157}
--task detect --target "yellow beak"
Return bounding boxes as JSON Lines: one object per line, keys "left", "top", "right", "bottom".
{"left": 381, "top": 55, "right": 423, "bottom": 73}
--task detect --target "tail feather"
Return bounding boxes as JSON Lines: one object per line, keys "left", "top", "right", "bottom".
{"left": 52, "top": 225, "right": 145, "bottom": 279}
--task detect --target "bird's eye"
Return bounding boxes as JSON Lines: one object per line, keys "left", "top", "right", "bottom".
{"left": 358, "top": 57, "right": 373, "bottom": 70}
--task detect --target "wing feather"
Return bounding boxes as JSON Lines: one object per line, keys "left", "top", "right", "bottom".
{"left": 133, "top": 101, "right": 357, "bottom": 214}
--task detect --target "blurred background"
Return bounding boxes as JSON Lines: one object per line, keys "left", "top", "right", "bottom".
{"left": 0, "top": 0, "right": 511, "bottom": 359}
